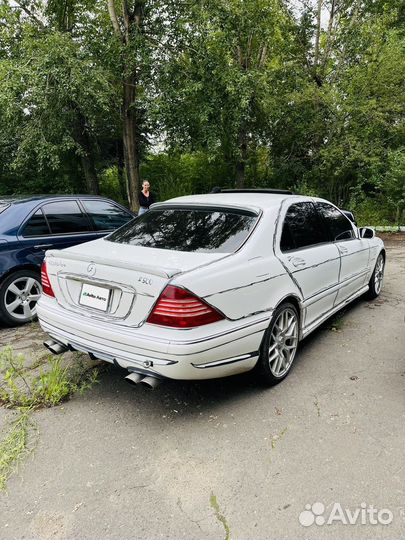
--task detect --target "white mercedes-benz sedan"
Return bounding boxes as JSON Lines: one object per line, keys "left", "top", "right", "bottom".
{"left": 37, "top": 190, "right": 385, "bottom": 387}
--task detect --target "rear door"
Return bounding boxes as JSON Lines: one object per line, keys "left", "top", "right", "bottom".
{"left": 18, "top": 200, "right": 98, "bottom": 267}
{"left": 275, "top": 201, "right": 341, "bottom": 328}
{"left": 316, "top": 202, "right": 370, "bottom": 304}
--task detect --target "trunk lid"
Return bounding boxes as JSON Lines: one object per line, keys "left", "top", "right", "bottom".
{"left": 45, "top": 237, "right": 225, "bottom": 326}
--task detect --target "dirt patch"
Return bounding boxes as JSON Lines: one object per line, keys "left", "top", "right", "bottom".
{"left": 377, "top": 231, "right": 405, "bottom": 245}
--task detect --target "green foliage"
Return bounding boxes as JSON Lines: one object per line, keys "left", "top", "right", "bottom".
{"left": 99, "top": 166, "right": 127, "bottom": 205}
{"left": 0, "top": 346, "right": 98, "bottom": 408}
{"left": 141, "top": 152, "right": 233, "bottom": 200}
{"left": 0, "top": 407, "right": 33, "bottom": 490}
{"left": 0, "top": 0, "right": 403, "bottom": 221}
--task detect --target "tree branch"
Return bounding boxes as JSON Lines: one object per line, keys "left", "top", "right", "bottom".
{"left": 313, "top": 0, "right": 323, "bottom": 68}
{"left": 107, "top": 0, "right": 122, "bottom": 37}
{"left": 13, "top": 0, "right": 45, "bottom": 28}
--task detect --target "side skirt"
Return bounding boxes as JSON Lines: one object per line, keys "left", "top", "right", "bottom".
{"left": 302, "top": 285, "right": 369, "bottom": 339}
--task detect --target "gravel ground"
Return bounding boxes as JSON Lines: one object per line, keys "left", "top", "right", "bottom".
{"left": 0, "top": 234, "right": 403, "bottom": 540}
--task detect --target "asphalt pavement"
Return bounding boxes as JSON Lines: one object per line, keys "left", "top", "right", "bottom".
{"left": 0, "top": 236, "right": 404, "bottom": 540}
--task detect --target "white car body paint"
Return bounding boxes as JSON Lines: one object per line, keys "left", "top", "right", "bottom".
{"left": 36, "top": 193, "right": 385, "bottom": 381}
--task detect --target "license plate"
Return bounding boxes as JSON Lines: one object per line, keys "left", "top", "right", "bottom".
{"left": 79, "top": 283, "right": 111, "bottom": 311}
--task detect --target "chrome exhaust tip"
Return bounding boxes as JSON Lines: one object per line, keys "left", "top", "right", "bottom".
{"left": 139, "top": 375, "right": 161, "bottom": 389}
{"left": 43, "top": 340, "right": 68, "bottom": 355}
{"left": 124, "top": 372, "right": 144, "bottom": 386}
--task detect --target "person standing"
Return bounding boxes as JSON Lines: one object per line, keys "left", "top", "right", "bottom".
{"left": 138, "top": 180, "right": 156, "bottom": 215}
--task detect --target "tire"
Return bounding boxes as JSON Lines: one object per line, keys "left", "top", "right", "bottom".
{"left": 255, "top": 302, "right": 300, "bottom": 386}
{"left": 366, "top": 252, "right": 385, "bottom": 300}
{"left": 0, "top": 269, "right": 42, "bottom": 327}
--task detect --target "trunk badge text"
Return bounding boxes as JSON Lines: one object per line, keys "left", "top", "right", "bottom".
{"left": 138, "top": 276, "right": 152, "bottom": 285}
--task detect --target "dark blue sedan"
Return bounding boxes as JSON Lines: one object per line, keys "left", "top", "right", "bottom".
{"left": 0, "top": 195, "right": 134, "bottom": 326}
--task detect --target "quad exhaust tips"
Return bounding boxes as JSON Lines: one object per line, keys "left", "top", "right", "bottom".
{"left": 125, "top": 372, "right": 143, "bottom": 386}
{"left": 43, "top": 340, "right": 69, "bottom": 355}
{"left": 139, "top": 376, "right": 161, "bottom": 389}
{"left": 124, "top": 372, "right": 161, "bottom": 389}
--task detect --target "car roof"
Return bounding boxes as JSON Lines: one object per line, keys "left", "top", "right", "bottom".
{"left": 0, "top": 194, "right": 108, "bottom": 205}
{"left": 164, "top": 192, "right": 313, "bottom": 211}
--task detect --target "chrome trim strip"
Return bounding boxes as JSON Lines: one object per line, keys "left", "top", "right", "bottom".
{"left": 291, "top": 256, "right": 340, "bottom": 274}
{"left": 192, "top": 352, "right": 259, "bottom": 369}
{"left": 302, "top": 285, "right": 369, "bottom": 337}
{"left": 203, "top": 272, "right": 285, "bottom": 299}
{"left": 302, "top": 269, "right": 369, "bottom": 307}
{"left": 55, "top": 272, "right": 138, "bottom": 323}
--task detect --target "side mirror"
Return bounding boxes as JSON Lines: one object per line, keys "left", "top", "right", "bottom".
{"left": 359, "top": 227, "right": 375, "bottom": 239}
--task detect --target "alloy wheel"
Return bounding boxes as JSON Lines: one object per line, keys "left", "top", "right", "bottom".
{"left": 5, "top": 276, "right": 42, "bottom": 321}
{"left": 268, "top": 307, "right": 299, "bottom": 377}
{"left": 374, "top": 254, "right": 384, "bottom": 295}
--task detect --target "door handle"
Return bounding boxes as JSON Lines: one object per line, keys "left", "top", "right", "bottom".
{"left": 33, "top": 244, "right": 53, "bottom": 250}
{"left": 338, "top": 245, "right": 349, "bottom": 254}
{"left": 288, "top": 256, "right": 306, "bottom": 268}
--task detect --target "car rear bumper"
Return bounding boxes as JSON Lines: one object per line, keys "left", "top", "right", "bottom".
{"left": 37, "top": 295, "right": 270, "bottom": 380}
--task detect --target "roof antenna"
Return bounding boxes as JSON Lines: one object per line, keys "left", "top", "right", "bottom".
{"left": 210, "top": 186, "right": 222, "bottom": 193}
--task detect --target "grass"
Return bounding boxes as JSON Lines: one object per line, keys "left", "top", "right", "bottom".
{"left": 327, "top": 312, "right": 345, "bottom": 332}
{"left": 0, "top": 345, "right": 99, "bottom": 490}
{"left": 0, "top": 346, "right": 99, "bottom": 409}
{"left": 0, "top": 408, "right": 35, "bottom": 490}
{"left": 210, "top": 492, "right": 231, "bottom": 540}
{"left": 270, "top": 427, "right": 288, "bottom": 449}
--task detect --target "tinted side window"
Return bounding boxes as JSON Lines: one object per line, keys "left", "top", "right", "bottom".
{"left": 316, "top": 203, "right": 355, "bottom": 241}
{"left": 81, "top": 200, "right": 132, "bottom": 231}
{"left": 280, "top": 202, "right": 328, "bottom": 251}
{"left": 22, "top": 209, "right": 50, "bottom": 237}
{"left": 43, "top": 201, "right": 90, "bottom": 234}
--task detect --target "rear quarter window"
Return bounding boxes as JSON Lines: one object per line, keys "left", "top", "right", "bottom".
{"left": 107, "top": 207, "right": 258, "bottom": 253}
{"left": 22, "top": 209, "right": 50, "bottom": 237}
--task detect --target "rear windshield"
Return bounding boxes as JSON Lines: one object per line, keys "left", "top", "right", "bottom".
{"left": 107, "top": 206, "right": 258, "bottom": 253}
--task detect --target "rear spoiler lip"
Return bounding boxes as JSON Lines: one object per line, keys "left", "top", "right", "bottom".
{"left": 45, "top": 250, "right": 182, "bottom": 279}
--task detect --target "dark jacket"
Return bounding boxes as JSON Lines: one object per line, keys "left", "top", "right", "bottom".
{"left": 138, "top": 191, "right": 156, "bottom": 209}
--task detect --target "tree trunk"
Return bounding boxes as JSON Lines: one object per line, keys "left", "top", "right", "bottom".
{"left": 116, "top": 140, "right": 127, "bottom": 203}
{"left": 80, "top": 153, "right": 99, "bottom": 195}
{"left": 313, "top": 0, "right": 323, "bottom": 69}
{"left": 107, "top": 0, "right": 143, "bottom": 212}
{"left": 73, "top": 112, "right": 100, "bottom": 194}
{"left": 235, "top": 130, "right": 247, "bottom": 188}
{"left": 122, "top": 73, "right": 140, "bottom": 211}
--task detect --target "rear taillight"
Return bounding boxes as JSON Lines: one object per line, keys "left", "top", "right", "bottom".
{"left": 41, "top": 261, "right": 55, "bottom": 298}
{"left": 147, "top": 285, "right": 224, "bottom": 328}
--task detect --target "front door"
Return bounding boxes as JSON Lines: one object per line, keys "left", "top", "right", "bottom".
{"left": 315, "top": 202, "right": 370, "bottom": 305}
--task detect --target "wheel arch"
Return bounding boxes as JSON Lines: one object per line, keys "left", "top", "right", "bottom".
{"left": 0, "top": 264, "right": 41, "bottom": 287}
{"left": 274, "top": 294, "right": 304, "bottom": 338}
